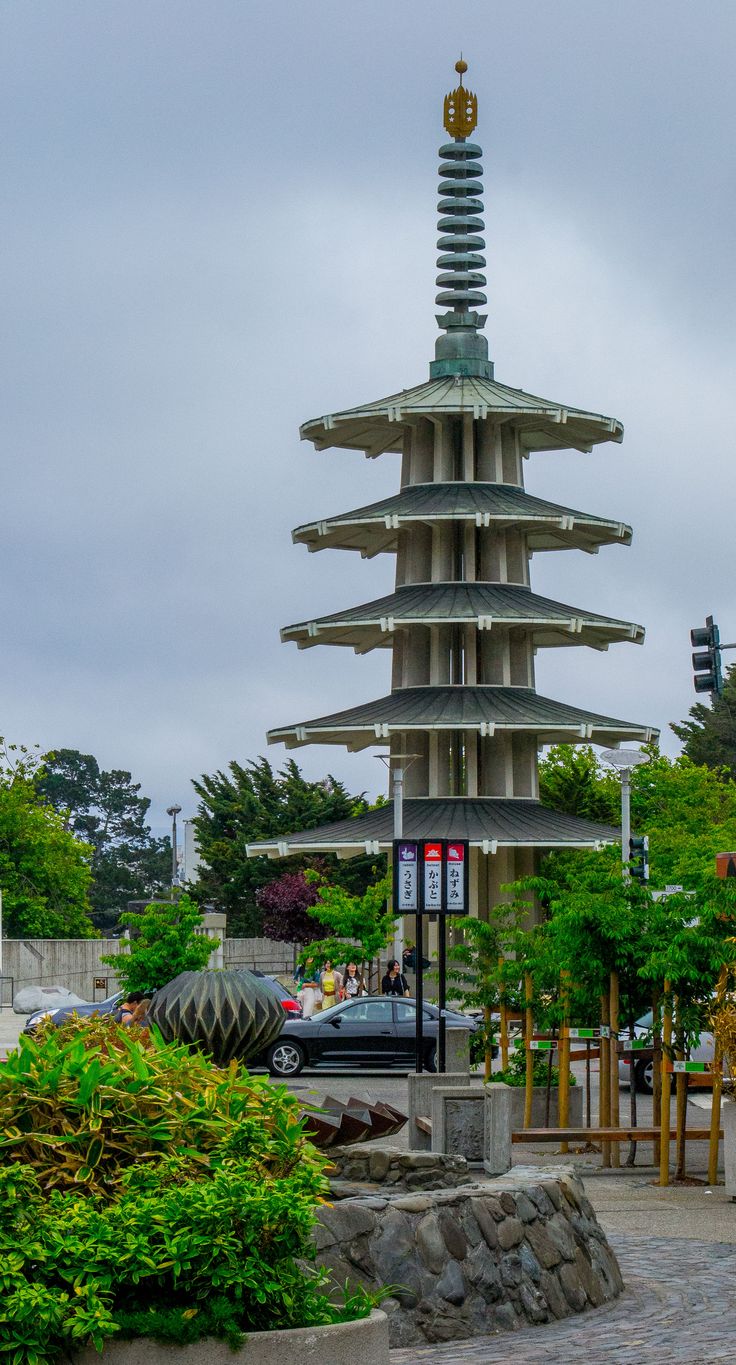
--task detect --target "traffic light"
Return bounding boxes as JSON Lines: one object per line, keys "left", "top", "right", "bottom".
{"left": 628, "top": 835, "right": 649, "bottom": 883}
{"left": 691, "top": 615, "right": 723, "bottom": 696}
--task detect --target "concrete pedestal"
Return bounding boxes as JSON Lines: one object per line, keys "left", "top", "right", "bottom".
{"left": 407, "top": 1071, "right": 476, "bottom": 1150}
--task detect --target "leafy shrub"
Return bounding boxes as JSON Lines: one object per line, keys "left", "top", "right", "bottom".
{"left": 0, "top": 1018, "right": 365, "bottom": 1362}
{"left": 0, "top": 1016, "right": 321, "bottom": 1196}
{"left": 486, "top": 1044, "right": 575, "bottom": 1088}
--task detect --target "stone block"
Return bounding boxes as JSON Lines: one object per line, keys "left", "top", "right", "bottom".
{"left": 407, "top": 1071, "right": 474, "bottom": 1150}
{"left": 491, "top": 1083, "right": 584, "bottom": 1131}
{"left": 431, "top": 1086, "right": 484, "bottom": 1162}
{"left": 445, "top": 1026, "right": 471, "bottom": 1071}
{"left": 483, "top": 1082, "right": 513, "bottom": 1176}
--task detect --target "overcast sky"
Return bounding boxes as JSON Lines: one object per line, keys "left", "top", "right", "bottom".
{"left": 2, "top": 1, "right": 735, "bottom": 834}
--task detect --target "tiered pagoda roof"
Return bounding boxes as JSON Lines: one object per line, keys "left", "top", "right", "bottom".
{"left": 282, "top": 582, "right": 644, "bottom": 653}
{"left": 300, "top": 374, "right": 623, "bottom": 457}
{"left": 268, "top": 687, "right": 656, "bottom": 752}
{"left": 247, "top": 61, "right": 656, "bottom": 871}
{"left": 294, "top": 484, "right": 632, "bottom": 557}
{"left": 250, "top": 798, "right": 619, "bottom": 859}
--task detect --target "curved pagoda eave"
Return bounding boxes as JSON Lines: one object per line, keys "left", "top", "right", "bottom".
{"left": 300, "top": 374, "right": 623, "bottom": 458}
{"left": 267, "top": 685, "right": 658, "bottom": 751}
{"left": 281, "top": 582, "right": 645, "bottom": 653}
{"left": 245, "top": 797, "right": 620, "bottom": 860}
{"left": 293, "top": 482, "right": 632, "bottom": 558}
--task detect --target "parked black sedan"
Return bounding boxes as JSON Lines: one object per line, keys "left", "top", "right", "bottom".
{"left": 255, "top": 996, "right": 476, "bottom": 1077}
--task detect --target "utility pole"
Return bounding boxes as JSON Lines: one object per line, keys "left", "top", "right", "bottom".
{"left": 166, "top": 804, "right": 182, "bottom": 892}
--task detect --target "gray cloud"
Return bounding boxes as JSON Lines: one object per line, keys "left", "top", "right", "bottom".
{"left": 1, "top": 1, "right": 735, "bottom": 832}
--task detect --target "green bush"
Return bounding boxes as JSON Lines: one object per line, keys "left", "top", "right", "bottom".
{"left": 486, "top": 1044, "right": 576, "bottom": 1088}
{"left": 0, "top": 1018, "right": 366, "bottom": 1363}
{"left": 0, "top": 1016, "right": 321, "bottom": 1196}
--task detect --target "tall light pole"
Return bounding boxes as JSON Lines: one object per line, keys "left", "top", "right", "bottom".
{"left": 166, "top": 804, "right": 182, "bottom": 892}
{"left": 600, "top": 749, "right": 649, "bottom": 878}
{"left": 376, "top": 754, "right": 419, "bottom": 963}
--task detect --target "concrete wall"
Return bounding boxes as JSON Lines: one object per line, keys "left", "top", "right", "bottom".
{"left": 0, "top": 937, "right": 296, "bottom": 1004}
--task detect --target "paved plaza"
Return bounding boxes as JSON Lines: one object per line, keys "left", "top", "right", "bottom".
{"left": 391, "top": 1235, "right": 736, "bottom": 1363}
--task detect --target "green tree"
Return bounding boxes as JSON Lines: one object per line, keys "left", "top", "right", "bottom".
{"left": 671, "top": 663, "right": 736, "bottom": 780}
{"left": 102, "top": 894, "right": 215, "bottom": 994}
{"left": 192, "top": 757, "right": 384, "bottom": 935}
{"left": 298, "top": 873, "right": 395, "bottom": 985}
{"left": 446, "top": 905, "right": 525, "bottom": 1077}
{"left": 539, "top": 743, "right": 736, "bottom": 889}
{"left": 539, "top": 744, "right": 619, "bottom": 822}
{"left": 37, "top": 749, "right": 171, "bottom": 926}
{"left": 0, "top": 740, "right": 94, "bottom": 938}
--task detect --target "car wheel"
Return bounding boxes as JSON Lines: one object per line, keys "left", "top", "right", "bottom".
{"left": 266, "top": 1040, "right": 305, "bottom": 1078}
{"left": 634, "top": 1058, "right": 654, "bottom": 1095}
{"left": 425, "top": 1045, "right": 437, "bottom": 1073}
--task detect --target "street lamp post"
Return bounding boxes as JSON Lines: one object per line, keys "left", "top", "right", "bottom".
{"left": 166, "top": 804, "right": 182, "bottom": 892}
{"left": 600, "top": 749, "right": 649, "bottom": 878}
{"left": 376, "top": 754, "right": 419, "bottom": 966}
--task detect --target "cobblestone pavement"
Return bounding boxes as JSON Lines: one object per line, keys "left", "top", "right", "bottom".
{"left": 390, "top": 1234, "right": 736, "bottom": 1362}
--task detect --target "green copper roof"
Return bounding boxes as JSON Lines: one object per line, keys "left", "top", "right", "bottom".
{"left": 267, "top": 685, "right": 657, "bottom": 751}
{"left": 246, "top": 797, "right": 619, "bottom": 859}
{"left": 300, "top": 374, "right": 623, "bottom": 458}
{"left": 293, "top": 482, "right": 632, "bottom": 558}
{"left": 281, "top": 582, "right": 644, "bottom": 653}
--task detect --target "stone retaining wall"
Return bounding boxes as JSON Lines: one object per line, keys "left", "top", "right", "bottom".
{"left": 314, "top": 1166, "right": 622, "bottom": 1348}
{"left": 328, "top": 1144, "right": 471, "bottom": 1195}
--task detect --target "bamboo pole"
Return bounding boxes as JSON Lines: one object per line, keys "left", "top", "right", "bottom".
{"left": 499, "top": 957, "right": 509, "bottom": 1071}
{"left": 558, "top": 970, "right": 571, "bottom": 1154}
{"left": 609, "top": 970, "right": 620, "bottom": 1168}
{"left": 523, "top": 971, "right": 534, "bottom": 1130}
{"left": 708, "top": 966, "right": 728, "bottom": 1186}
{"left": 652, "top": 987, "right": 661, "bottom": 1168}
{"left": 675, "top": 995, "right": 687, "bottom": 1180}
{"left": 659, "top": 980, "right": 673, "bottom": 1186}
{"left": 599, "top": 990, "right": 611, "bottom": 1168}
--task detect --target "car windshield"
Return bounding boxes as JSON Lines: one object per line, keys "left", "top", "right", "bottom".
{"left": 315, "top": 1000, "right": 345, "bottom": 1021}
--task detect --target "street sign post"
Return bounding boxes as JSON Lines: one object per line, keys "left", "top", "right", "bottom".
{"left": 393, "top": 838, "right": 470, "bottom": 1074}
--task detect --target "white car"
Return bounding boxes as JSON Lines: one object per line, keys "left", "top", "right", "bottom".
{"left": 618, "top": 1009, "right": 716, "bottom": 1094}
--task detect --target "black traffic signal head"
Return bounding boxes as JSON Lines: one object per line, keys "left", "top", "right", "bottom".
{"left": 690, "top": 616, "right": 723, "bottom": 696}
{"left": 628, "top": 834, "right": 649, "bottom": 883}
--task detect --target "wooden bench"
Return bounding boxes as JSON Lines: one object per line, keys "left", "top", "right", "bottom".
{"left": 512, "top": 1126, "right": 721, "bottom": 1144}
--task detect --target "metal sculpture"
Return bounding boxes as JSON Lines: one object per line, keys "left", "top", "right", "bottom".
{"left": 149, "top": 969, "right": 284, "bottom": 1065}
{"left": 300, "top": 1093, "right": 407, "bottom": 1148}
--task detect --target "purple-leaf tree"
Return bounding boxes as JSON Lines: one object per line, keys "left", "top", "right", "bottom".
{"left": 257, "top": 872, "right": 328, "bottom": 945}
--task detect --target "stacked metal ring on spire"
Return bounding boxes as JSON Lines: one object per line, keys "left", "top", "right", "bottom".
{"left": 436, "top": 141, "right": 487, "bottom": 310}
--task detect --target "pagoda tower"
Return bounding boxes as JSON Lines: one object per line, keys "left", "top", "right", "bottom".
{"left": 249, "top": 63, "right": 657, "bottom": 930}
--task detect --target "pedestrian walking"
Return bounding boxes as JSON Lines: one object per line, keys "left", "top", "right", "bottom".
{"left": 295, "top": 956, "right": 321, "bottom": 1018}
{"left": 318, "top": 960, "right": 343, "bottom": 1010}
{"left": 343, "top": 961, "right": 367, "bottom": 998}
{"left": 381, "top": 959, "right": 410, "bottom": 997}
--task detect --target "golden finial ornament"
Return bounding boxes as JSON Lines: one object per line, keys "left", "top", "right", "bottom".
{"left": 443, "top": 57, "right": 477, "bottom": 139}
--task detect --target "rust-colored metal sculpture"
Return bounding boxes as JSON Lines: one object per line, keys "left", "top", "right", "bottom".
{"left": 300, "top": 1093, "right": 407, "bottom": 1148}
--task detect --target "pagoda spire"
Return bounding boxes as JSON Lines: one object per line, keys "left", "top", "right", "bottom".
{"left": 431, "top": 59, "right": 494, "bottom": 381}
